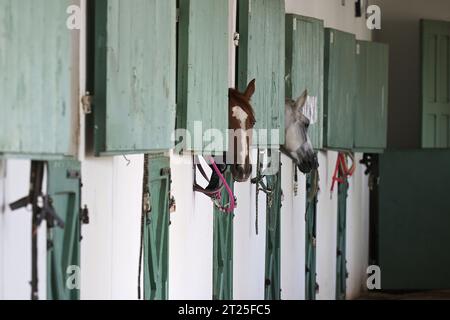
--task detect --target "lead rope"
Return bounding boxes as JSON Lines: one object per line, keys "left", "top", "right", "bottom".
{"left": 138, "top": 154, "right": 150, "bottom": 300}
{"left": 305, "top": 168, "right": 320, "bottom": 228}
{"left": 251, "top": 150, "right": 274, "bottom": 235}
{"left": 255, "top": 151, "right": 261, "bottom": 235}
{"left": 308, "top": 168, "right": 320, "bottom": 202}
{"left": 293, "top": 162, "right": 299, "bottom": 197}
{"left": 251, "top": 150, "right": 264, "bottom": 235}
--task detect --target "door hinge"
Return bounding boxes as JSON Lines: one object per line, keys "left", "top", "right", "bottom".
{"left": 169, "top": 195, "right": 176, "bottom": 213}
{"left": 81, "top": 205, "right": 90, "bottom": 225}
{"left": 176, "top": 8, "right": 180, "bottom": 23}
{"left": 143, "top": 192, "right": 152, "bottom": 217}
{"left": 81, "top": 92, "right": 93, "bottom": 114}
{"left": 233, "top": 32, "right": 240, "bottom": 47}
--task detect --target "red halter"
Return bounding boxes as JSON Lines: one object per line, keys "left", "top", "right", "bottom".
{"left": 330, "top": 152, "right": 356, "bottom": 193}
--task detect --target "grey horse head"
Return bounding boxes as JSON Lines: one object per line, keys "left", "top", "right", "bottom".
{"left": 282, "top": 90, "right": 319, "bottom": 173}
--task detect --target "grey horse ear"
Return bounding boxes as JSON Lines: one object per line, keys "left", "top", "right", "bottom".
{"left": 294, "top": 90, "right": 308, "bottom": 112}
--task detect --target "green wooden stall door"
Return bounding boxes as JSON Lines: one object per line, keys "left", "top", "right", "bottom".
{"left": 305, "top": 170, "right": 318, "bottom": 300}
{"left": 213, "top": 168, "right": 234, "bottom": 300}
{"left": 0, "top": 0, "right": 78, "bottom": 159}
{"left": 323, "top": 29, "right": 356, "bottom": 150}
{"left": 336, "top": 173, "right": 348, "bottom": 300}
{"left": 264, "top": 166, "right": 282, "bottom": 300}
{"left": 89, "top": 0, "right": 176, "bottom": 155}
{"left": 47, "top": 160, "right": 81, "bottom": 300}
{"left": 355, "top": 41, "right": 389, "bottom": 152}
{"left": 238, "top": 0, "right": 285, "bottom": 147}
{"left": 143, "top": 154, "right": 171, "bottom": 300}
{"left": 421, "top": 20, "right": 450, "bottom": 148}
{"left": 177, "top": 0, "right": 229, "bottom": 153}
{"left": 286, "top": 15, "right": 324, "bottom": 150}
{"left": 378, "top": 150, "right": 450, "bottom": 290}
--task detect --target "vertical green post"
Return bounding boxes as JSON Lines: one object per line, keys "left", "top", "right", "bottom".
{"left": 143, "top": 154, "right": 171, "bottom": 300}
{"left": 336, "top": 173, "right": 348, "bottom": 300}
{"left": 264, "top": 166, "right": 282, "bottom": 300}
{"left": 213, "top": 167, "right": 234, "bottom": 300}
{"left": 47, "top": 160, "right": 81, "bottom": 300}
{"left": 305, "top": 170, "right": 318, "bottom": 300}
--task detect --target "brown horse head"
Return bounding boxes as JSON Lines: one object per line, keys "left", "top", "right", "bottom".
{"left": 228, "top": 79, "right": 256, "bottom": 182}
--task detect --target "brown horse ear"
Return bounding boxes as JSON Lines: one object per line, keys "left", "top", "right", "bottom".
{"left": 244, "top": 79, "right": 256, "bottom": 100}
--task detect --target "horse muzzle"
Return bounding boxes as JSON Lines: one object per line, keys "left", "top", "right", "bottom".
{"left": 298, "top": 152, "right": 319, "bottom": 174}
{"left": 231, "top": 164, "right": 252, "bottom": 183}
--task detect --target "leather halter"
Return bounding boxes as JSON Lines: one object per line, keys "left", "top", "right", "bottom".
{"left": 193, "top": 156, "right": 236, "bottom": 213}
{"left": 330, "top": 152, "right": 355, "bottom": 193}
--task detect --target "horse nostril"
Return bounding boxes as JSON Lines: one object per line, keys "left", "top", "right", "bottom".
{"left": 314, "top": 156, "right": 319, "bottom": 169}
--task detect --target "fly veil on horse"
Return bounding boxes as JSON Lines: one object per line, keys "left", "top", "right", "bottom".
{"left": 282, "top": 90, "right": 319, "bottom": 174}
{"left": 193, "top": 80, "right": 256, "bottom": 212}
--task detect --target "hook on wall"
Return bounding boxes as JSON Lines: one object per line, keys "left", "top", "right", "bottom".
{"left": 123, "top": 155, "right": 131, "bottom": 167}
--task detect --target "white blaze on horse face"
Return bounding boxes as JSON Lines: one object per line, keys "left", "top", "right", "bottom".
{"left": 232, "top": 106, "right": 249, "bottom": 165}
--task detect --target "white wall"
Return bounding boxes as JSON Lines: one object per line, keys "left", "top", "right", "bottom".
{"left": 0, "top": 0, "right": 372, "bottom": 300}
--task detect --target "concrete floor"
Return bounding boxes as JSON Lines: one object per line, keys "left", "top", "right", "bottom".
{"left": 358, "top": 290, "right": 450, "bottom": 300}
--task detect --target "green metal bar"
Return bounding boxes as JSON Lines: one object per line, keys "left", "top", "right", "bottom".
{"left": 47, "top": 160, "right": 81, "bottom": 300}
{"left": 213, "top": 167, "right": 234, "bottom": 300}
{"left": 305, "top": 171, "right": 318, "bottom": 300}
{"left": 336, "top": 173, "right": 348, "bottom": 300}
{"left": 264, "top": 165, "right": 282, "bottom": 300}
{"left": 143, "top": 155, "right": 171, "bottom": 300}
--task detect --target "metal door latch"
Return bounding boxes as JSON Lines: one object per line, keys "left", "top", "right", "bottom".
{"left": 81, "top": 92, "right": 93, "bottom": 114}
{"left": 67, "top": 169, "right": 81, "bottom": 179}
